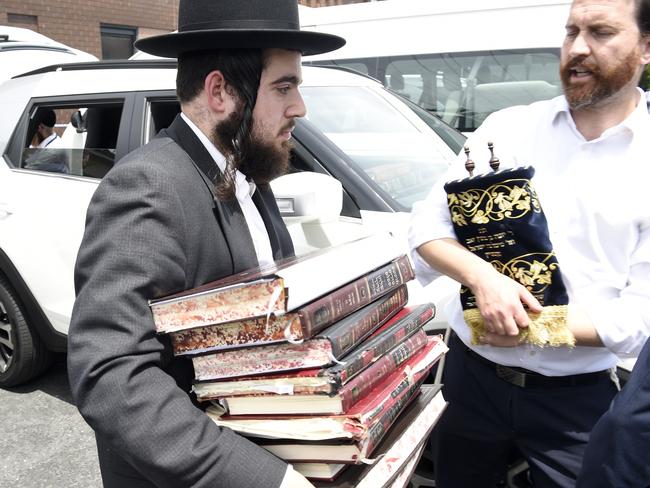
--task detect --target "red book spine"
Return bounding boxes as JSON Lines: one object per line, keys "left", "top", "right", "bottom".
{"left": 325, "top": 285, "right": 408, "bottom": 358}
{"left": 298, "top": 255, "right": 414, "bottom": 337}
{"left": 360, "top": 378, "right": 425, "bottom": 458}
{"left": 337, "top": 329, "right": 429, "bottom": 411}
{"left": 347, "top": 337, "right": 446, "bottom": 424}
{"left": 332, "top": 303, "right": 435, "bottom": 385}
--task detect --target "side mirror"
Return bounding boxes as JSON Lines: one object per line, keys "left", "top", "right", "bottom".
{"left": 271, "top": 172, "right": 370, "bottom": 254}
{"left": 71, "top": 111, "right": 86, "bottom": 133}
{"left": 271, "top": 171, "right": 342, "bottom": 222}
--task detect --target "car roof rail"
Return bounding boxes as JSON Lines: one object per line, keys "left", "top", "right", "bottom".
{"left": 0, "top": 43, "right": 72, "bottom": 53}
{"left": 12, "top": 59, "right": 179, "bottom": 79}
{"left": 304, "top": 63, "right": 382, "bottom": 84}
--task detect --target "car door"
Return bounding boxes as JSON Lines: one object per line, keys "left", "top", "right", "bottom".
{"left": 0, "top": 93, "right": 134, "bottom": 336}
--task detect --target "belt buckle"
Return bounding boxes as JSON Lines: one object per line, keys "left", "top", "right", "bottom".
{"left": 496, "top": 364, "right": 527, "bottom": 387}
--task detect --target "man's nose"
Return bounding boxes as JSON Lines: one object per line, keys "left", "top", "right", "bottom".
{"left": 288, "top": 91, "right": 307, "bottom": 118}
{"left": 569, "top": 32, "right": 591, "bottom": 58}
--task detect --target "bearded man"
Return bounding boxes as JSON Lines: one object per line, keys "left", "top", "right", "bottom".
{"left": 408, "top": 0, "right": 650, "bottom": 486}
{"left": 67, "top": 1, "right": 344, "bottom": 487}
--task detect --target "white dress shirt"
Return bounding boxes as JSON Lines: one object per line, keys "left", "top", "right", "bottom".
{"left": 31, "top": 132, "right": 61, "bottom": 148}
{"left": 181, "top": 113, "right": 275, "bottom": 268}
{"left": 409, "top": 89, "right": 650, "bottom": 375}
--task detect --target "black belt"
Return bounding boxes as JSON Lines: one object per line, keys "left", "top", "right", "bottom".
{"left": 452, "top": 332, "right": 611, "bottom": 388}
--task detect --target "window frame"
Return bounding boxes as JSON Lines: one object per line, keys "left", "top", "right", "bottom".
{"left": 4, "top": 93, "right": 135, "bottom": 179}
{"left": 100, "top": 24, "right": 138, "bottom": 60}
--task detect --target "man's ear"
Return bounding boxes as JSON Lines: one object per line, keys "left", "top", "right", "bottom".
{"left": 640, "top": 35, "right": 650, "bottom": 65}
{"left": 204, "top": 70, "right": 231, "bottom": 114}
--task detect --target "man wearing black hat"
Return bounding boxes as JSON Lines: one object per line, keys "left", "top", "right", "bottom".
{"left": 67, "top": 1, "right": 344, "bottom": 487}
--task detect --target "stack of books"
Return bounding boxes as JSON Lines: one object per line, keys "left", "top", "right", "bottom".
{"left": 149, "top": 233, "right": 448, "bottom": 486}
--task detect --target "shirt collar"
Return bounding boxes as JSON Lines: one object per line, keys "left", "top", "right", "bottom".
{"left": 38, "top": 133, "right": 58, "bottom": 148}
{"left": 552, "top": 88, "right": 650, "bottom": 139}
{"left": 180, "top": 112, "right": 255, "bottom": 200}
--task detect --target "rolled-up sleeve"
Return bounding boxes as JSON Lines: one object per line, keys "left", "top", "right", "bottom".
{"left": 408, "top": 179, "right": 457, "bottom": 286}
{"left": 588, "top": 219, "right": 650, "bottom": 357}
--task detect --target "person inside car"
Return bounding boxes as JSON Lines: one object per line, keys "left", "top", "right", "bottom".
{"left": 67, "top": 1, "right": 344, "bottom": 487}
{"left": 24, "top": 107, "right": 68, "bottom": 173}
{"left": 408, "top": 0, "right": 650, "bottom": 486}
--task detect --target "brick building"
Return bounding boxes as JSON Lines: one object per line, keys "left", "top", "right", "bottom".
{"left": 1, "top": 0, "right": 369, "bottom": 59}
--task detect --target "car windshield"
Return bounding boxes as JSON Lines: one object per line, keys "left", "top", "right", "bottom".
{"left": 301, "top": 85, "right": 463, "bottom": 210}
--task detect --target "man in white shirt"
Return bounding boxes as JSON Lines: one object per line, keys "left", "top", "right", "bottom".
{"left": 67, "top": 2, "right": 344, "bottom": 488}
{"left": 29, "top": 108, "right": 61, "bottom": 149}
{"left": 408, "top": 0, "right": 650, "bottom": 486}
{"left": 24, "top": 107, "right": 68, "bottom": 173}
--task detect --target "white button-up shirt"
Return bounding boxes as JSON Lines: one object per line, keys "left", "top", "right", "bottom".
{"left": 409, "top": 89, "right": 650, "bottom": 375}
{"left": 181, "top": 113, "right": 274, "bottom": 268}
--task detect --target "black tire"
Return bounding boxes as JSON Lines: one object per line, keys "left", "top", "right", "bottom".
{"left": 0, "top": 274, "right": 52, "bottom": 387}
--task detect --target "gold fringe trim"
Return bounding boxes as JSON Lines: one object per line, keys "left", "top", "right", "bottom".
{"left": 463, "top": 305, "right": 575, "bottom": 348}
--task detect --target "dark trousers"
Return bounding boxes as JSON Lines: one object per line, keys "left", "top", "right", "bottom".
{"left": 434, "top": 333, "right": 617, "bottom": 488}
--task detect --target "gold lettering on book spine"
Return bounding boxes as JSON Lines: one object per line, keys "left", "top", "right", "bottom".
{"left": 447, "top": 178, "right": 541, "bottom": 226}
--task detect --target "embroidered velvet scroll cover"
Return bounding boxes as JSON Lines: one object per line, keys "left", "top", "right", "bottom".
{"left": 444, "top": 165, "right": 574, "bottom": 347}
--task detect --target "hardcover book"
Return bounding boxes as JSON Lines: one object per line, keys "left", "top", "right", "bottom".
{"left": 308, "top": 384, "right": 448, "bottom": 487}
{"left": 206, "top": 361, "right": 445, "bottom": 469}
{"left": 253, "top": 374, "right": 425, "bottom": 463}
{"left": 192, "top": 304, "right": 436, "bottom": 399}
{"left": 171, "top": 278, "right": 410, "bottom": 356}
{"left": 215, "top": 336, "right": 447, "bottom": 416}
{"left": 149, "top": 233, "right": 406, "bottom": 334}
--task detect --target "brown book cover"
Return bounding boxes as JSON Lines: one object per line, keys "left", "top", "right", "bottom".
{"left": 254, "top": 373, "right": 427, "bottom": 463}
{"left": 215, "top": 336, "right": 447, "bottom": 416}
{"left": 192, "top": 302, "right": 434, "bottom": 398}
{"left": 308, "top": 384, "right": 447, "bottom": 487}
{"left": 192, "top": 325, "right": 431, "bottom": 401}
{"left": 170, "top": 276, "right": 410, "bottom": 356}
{"left": 149, "top": 233, "right": 405, "bottom": 333}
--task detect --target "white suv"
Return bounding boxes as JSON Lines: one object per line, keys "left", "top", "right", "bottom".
{"left": 0, "top": 26, "right": 97, "bottom": 83}
{"left": 0, "top": 60, "right": 464, "bottom": 386}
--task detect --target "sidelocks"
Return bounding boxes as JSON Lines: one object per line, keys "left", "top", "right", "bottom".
{"left": 444, "top": 143, "right": 575, "bottom": 348}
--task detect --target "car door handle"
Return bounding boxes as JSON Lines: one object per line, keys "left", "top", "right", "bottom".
{"left": 0, "top": 202, "right": 13, "bottom": 217}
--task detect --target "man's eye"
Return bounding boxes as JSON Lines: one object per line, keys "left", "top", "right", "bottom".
{"left": 277, "top": 86, "right": 290, "bottom": 94}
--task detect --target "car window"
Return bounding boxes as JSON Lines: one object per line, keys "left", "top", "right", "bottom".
{"left": 312, "top": 49, "right": 561, "bottom": 133}
{"left": 18, "top": 102, "right": 124, "bottom": 179}
{"left": 301, "top": 85, "right": 455, "bottom": 210}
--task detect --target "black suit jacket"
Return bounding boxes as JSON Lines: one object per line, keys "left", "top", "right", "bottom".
{"left": 68, "top": 115, "right": 293, "bottom": 488}
{"left": 577, "top": 338, "right": 650, "bottom": 488}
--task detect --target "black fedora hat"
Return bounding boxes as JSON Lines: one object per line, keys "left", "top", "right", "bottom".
{"left": 134, "top": 0, "right": 345, "bottom": 58}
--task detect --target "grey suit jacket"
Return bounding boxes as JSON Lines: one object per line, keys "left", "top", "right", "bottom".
{"left": 68, "top": 115, "right": 293, "bottom": 488}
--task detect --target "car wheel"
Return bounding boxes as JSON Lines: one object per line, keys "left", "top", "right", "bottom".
{"left": 0, "top": 275, "right": 52, "bottom": 387}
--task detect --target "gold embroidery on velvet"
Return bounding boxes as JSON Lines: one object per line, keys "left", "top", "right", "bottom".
{"left": 491, "top": 252, "right": 558, "bottom": 294}
{"left": 447, "top": 178, "right": 541, "bottom": 227}
{"left": 460, "top": 252, "right": 560, "bottom": 307}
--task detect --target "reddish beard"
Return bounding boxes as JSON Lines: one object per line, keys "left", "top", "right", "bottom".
{"left": 560, "top": 49, "right": 639, "bottom": 109}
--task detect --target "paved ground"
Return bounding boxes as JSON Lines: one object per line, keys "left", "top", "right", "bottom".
{"left": 0, "top": 355, "right": 102, "bottom": 488}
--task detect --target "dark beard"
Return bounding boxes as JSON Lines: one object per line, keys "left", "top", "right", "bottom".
{"left": 237, "top": 135, "right": 292, "bottom": 185}
{"left": 560, "top": 50, "right": 639, "bottom": 110}
{"left": 211, "top": 111, "right": 292, "bottom": 199}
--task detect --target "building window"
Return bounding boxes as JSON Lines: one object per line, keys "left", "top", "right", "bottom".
{"left": 7, "top": 13, "right": 38, "bottom": 30}
{"left": 100, "top": 24, "right": 137, "bottom": 60}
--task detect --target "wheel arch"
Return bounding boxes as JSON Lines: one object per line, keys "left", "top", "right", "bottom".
{"left": 0, "top": 247, "right": 67, "bottom": 353}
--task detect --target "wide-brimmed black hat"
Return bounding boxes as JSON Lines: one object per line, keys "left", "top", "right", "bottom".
{"left": 135, "top": 0, "right": 345, "bottom": 58}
